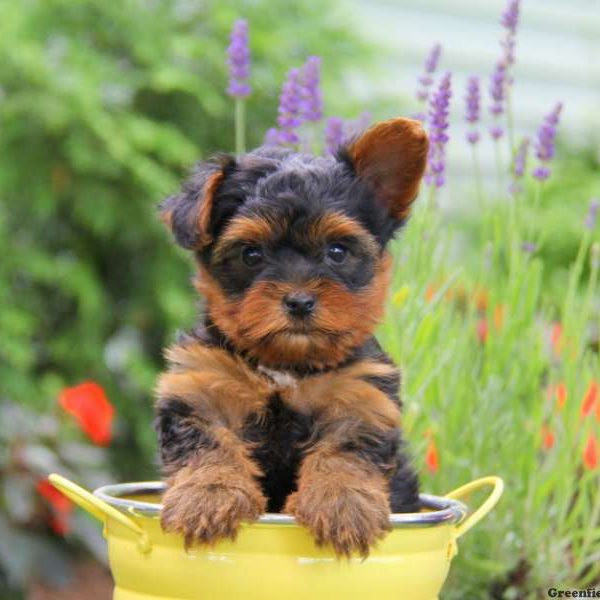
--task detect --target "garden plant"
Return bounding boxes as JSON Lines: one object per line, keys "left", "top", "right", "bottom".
{"left": 0, "top": 0, "right": 598, "bottom": 598}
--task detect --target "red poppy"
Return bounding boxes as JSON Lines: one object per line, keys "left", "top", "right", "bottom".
{"left": 555, "top": 383, "right": 568, "bottom": 411}
{"left": 551, "top": 322, "right": 562, "bottom": 356}
{"left": 583, "top": 434, "right": 599, "bottom": 470}
{"left": 540, "top": 424, "right": 555, "bottom": 451}
{"left": 425, "top": 284, "right": 437, "bottom": 303}
{"left": 37, "top": 479, "right": 73, "bottom": 535}
{"left": 476, "top": 319, "right": 489, "bottom": 344}
{"left": 580, "top": 381, "right": 598, "bottom": 419}
{"left": 425, "top": 439, "right": 440, "bottom": 473}
{"left": 59, "top": 381, "right": 115, "bottom": 446}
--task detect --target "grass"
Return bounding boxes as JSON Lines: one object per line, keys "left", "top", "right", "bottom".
{"left": 378, "top": 176, "right": 600, "bottom": 597}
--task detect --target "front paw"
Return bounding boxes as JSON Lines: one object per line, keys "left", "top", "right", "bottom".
{"left": 161, "top": 476, "right": 266, "bottom": 548}
{"left": 285, "top": 482, "right": 391, "bottom": 557}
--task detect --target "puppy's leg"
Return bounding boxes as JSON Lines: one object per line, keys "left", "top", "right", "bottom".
{"left": 283, "top": 360, "right": 416, "bottom": 557}
{"left": 155, "top": 341, "right": 270, "bottom": 547}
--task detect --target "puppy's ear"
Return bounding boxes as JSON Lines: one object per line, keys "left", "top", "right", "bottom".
{"left": 159, "top": 156, "right": 235, "bottom": 249}
{"left": 344, "top": 118, "right": 429, "bottom": 221}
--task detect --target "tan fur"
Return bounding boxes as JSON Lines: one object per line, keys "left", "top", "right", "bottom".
{"left": 160, "top": 445, "right": 267, "bottom": 548}
{"left": 347, "top": 118, "right": 428, "bottom": 220}
{"left": 284, "top": 450, "right": 391, "bottom": 557}
{"left": 196, "top": 253, "right": 393, "bottom": 369}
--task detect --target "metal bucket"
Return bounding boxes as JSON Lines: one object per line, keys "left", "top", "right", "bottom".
{"left": 49, "top": 473, "right": 503, "bottom": 600}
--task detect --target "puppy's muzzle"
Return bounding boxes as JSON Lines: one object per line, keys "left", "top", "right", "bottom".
{"left": 283, "top": 291, "right": 316, "bottom": 318}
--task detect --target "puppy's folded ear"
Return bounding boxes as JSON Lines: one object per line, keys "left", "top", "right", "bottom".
{"left": 159, "top": 156, "right": 235, "bottom": 249}
{"left": 344, "top": 118, "right": 429, "bottom": 222}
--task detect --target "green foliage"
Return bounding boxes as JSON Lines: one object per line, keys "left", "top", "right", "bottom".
{"left": 0, "top": 0, "right": 364, "bottom": 483}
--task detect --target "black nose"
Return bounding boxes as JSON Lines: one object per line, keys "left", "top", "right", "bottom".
{"left": 283, "top": 291, "right": 316, "bottom": 317}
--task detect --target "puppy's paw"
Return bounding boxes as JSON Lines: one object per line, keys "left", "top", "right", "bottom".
{"left": 285, "top": 482, "right": 391, "bottom": 558}
{"left": 161, "top": 475, "right": 266, "bottom": 548}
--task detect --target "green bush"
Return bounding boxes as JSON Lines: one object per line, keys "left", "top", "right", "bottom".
{"left": 0, "top": 0, "right": 364, "bottom": 480}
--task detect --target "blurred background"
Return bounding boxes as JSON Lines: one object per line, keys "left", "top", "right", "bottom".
{"left": 0, "top": 0, "right": 598, "bottom": 598}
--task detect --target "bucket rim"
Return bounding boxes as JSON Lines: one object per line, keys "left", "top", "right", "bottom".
{"left": 93, "top": 481, "right": 468, "bottom": 529}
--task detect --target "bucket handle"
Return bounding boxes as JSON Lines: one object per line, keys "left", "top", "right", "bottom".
{"left": 49, "top": 474, "right": 152, "bottom": 553}
{"left": 444, "top": 476, "right": 504, "bottom": 539}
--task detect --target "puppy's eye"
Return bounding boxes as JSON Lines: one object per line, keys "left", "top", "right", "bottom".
{"left": 326, "top": 242, "right": 348, "bottom": 264}
{"left": 242, "top": 245, "right": 264, "bottom": 267}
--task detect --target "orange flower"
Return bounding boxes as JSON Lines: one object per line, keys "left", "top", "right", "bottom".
{"left": 60, "top": 381, "right": 114, "bottom": 446}
{"left": 583, "top": 434, "right": 599, "bottom": 470}
{"left": 580, "top": 381, "right": 599, "bottom": 418}
{"left": 425, "top": 284, "right": 437, "bottom": 303}
{"left": 37, "top": 479, "right": 73, "bottom": 535}
{"left": 476, "top": 319, "right": 489, "bottom": 343}
{"left": 473, "top": 288, "right": 489, "bottom": 312}
{"left": 551, "top": 322, "right": 562, "bottom": 356}
{"left": 555, "top": 382, "right": 568, "bottom": 410}
{"left": 493, "top": 304, "right": 505, "bottom": 331}
{"left": 425, "top": 439, "right": 440, "bottom": 473}
{"left": 540, "top": 424, "right": 555, "bottom": 450}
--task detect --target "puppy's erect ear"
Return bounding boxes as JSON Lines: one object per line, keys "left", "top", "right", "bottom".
{"left": 159, "top": 156, "right": 235, "bottom": 249}
{"left": 345, "top": 118, "right": 429, "bottom": 221}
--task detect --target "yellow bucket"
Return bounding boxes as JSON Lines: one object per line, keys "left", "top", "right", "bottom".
{"left": 49, "top": 474, "right": 503, "bottom": 600}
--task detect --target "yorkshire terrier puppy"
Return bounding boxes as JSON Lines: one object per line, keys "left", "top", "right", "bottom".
{"left": 155, "top": 118, "right": 428, "bottom": 557}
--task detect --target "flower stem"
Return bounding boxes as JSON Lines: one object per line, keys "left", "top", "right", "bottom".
{"left": 235, "top": 99, "right": 246, "bottom": 156}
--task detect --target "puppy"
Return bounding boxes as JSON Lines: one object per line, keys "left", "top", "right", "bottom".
{"left": 155, "top": 118, "right": 428, "bottom": 557}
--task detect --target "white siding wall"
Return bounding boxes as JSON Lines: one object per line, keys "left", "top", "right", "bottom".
{"left": 343, "top": 0, "right": 600, "bottom": 198}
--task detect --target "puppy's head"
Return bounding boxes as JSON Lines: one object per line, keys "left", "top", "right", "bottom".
{"left": 161, "top": 118, "right": 428, "bottom": 369}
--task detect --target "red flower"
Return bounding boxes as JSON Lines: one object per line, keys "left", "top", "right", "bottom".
{"left": 37, "top": 479, "right": 73, "bottom": 535}
{"left": 555, "top": 383, "right": 568, "bottom": 411}
{"left": 60, "top": 381, "right": 114, "bottom": 446}
{"left": 540, "top": 424, "right": 555, "bottom": 451}
{"left": 583, "top": 434, "right": 599, "bottom": 470}
{"left": 425, "top": 439, "right": 440, "bottom": 473}
{"left": 580, "top": 381, "right": 599, "bottom": 419}
{"left": 476, "top": 319, "right": 489, "bottom": 343}
{"left": 551, "top": 322, "right": 562, "bottom": 356}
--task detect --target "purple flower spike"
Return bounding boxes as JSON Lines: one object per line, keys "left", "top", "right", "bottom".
{"left": 465, "top": 76, "right": 480, "bottom": 145}
{"left": 425, "top": 72, "right": 452, "bottom": 188}
{"left": 300, "top": 56, "right": 323, "bottom": 122}
{"left": 500, "top": 0, "right": 520, "bottom": 66}
{"left": 264, "top": 127, "right": 280, "bottom": 146}
{"left": 532, "top": 102, "right": 563, "bottom": 181}
{"left": 488, "top": 61, "right": 507, "bottom": 139}
{"left": 415, "top": 44, "right": 442, "bottom": 114}
{"left": 501, "top": 0, "right": 520, "bottom": 36}
{"left": 585, "top": 198, "right": 600, "bottom": 231}
{"left": 324, "top": 116, "right": 345, "bottom": 155}
{"left": 277, "top": 68, "right": 303, "bottom": 145}
{"left": 226, "top": 20, "right": 251, "bottom": 99}
{"left": 513, "top": 137, "right": 530, "bottom": 177}
{"left": 509, "top": 137, "right": 530, "bottom": 194}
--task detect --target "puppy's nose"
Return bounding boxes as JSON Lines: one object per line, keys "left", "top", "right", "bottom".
{"left": 283, "top": 291, "right": 316, "bottom": 317}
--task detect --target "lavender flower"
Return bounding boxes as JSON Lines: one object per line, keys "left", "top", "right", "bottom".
{"left": 501, "top": 0, "right": 520, "bottom": 66}
{"left": 299, "top": 56, "right": 323, "bottom": 122}
{"left": 509, "top": 137, "right": 529, "bottom": 194}
{"left": 465, "top": 76, "right": 480, "bottom": 144}
{"left": 488, "top": 0, "right": 521, "bottom": 139}
{"left": 264, "top": 127, "right": 280, "bottom": 146}
{"left": 324, "top": 116, "right": 345, "bottom": 155}
{"left": 521, "top": 241, "right": 537, "bottom": 255}
{"left": 345, "top": 111, "right": 372, "bottom": 139}
{"left": 488, "top": 61, "right": 507, "bottom": 139}
{"left": 585, "top": 198, "right": 600, "bottom": 231}
{"left": 277, "top": 68, "right": 303, "bottom": 145}
{"left": 414, "top": 44, "right": 442, "bottom": 120}
{"left": 226, "top": 20, "right": 251, "bottom": 99}
{"left": 532, "top": 102, "right": 563, "bottom": 181}
{"left": 425, "top": 72, "right": 452, "bottom": 188}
